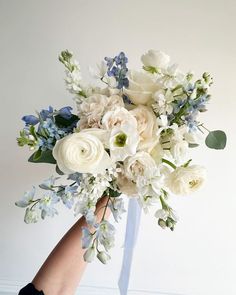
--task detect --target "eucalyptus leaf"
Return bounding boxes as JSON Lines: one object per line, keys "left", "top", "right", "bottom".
{"left": 205, "top": 130, "right": 227, "bottom": 150}
{"left": 28, "top": 149, "right": 56, "bottom": 164}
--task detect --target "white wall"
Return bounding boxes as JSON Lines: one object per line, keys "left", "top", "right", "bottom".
{"left": 0, "top": 0, "right": 236, "bottom": 294}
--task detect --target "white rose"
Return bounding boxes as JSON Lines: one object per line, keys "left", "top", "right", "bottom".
{"left": 165, "top": 165, "right": 206, "bottom": 195}
{"left": 106, "top": 95, "right": 124, "bottom": 111}
{"left": 77, "top": 94, "right": 109, "bottom": 129}
{"left": 124, "top": 70, "right": 159, "bottom": 105}
{"left": 124, "top": 151, "right": 156, "bottom": 181}
{"left": 102, "top": 107, "right": 137, "bottom": 130}
{"left": 129, "top": 105, "right": 157, "bottom": 150}
{"left": 141, "top": 50, "right": 170, "bottom": 70}
{"left": 117, "top": 172, "right": 138, "bottom": 197}
{"left": 52, "top": 132, "right": 111, "bottom": 174}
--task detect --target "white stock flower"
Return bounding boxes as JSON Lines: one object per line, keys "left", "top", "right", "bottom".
{"left": 52, "top": 132, "right": 111, "bottom": 174}
{"left": 184, "top": 129, "right": 204, "bottom": 145}
{"left": 170, "top": 140, "right": 189, "bottom": 163}
{"left": 157, "top": 64, "right": 185, "bottom": 88}
{"left": 124, "top": 151, "right": 156, "bottom": 181}
{"left": 152, "top": 89, "right": 174, "bottom": 115}
{"left": 141, "top": 50, "right": 170, "bottom": 70}
{"left": 124, "top": 70, "right": 159, "bottom": 105}
{"left": 165, "top": 165, "right": 206, "bottom": 195}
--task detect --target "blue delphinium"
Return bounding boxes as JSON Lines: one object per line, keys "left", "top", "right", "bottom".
{"left": 59, "top": 106, "right": 73, "bottom": 119}
{"left": 38, "top": 191, "right": 60, "bottom": 219}
{"left": 59, "top": 185, "right": 78, "bottom": 209}
{"left": 39, "top": 106, "right": 54, "bottom": 120}
{"left": 104, "top": 52, "right": 129, "bottom": 89}
{"left": 22, "top": 115, "right": 39, "bottom": 126}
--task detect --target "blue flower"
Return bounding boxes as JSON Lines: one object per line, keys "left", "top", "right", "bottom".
{"left": 39, "top": 191, "right": 60, "bottom": 219}
{"left": 39, "top": 106, "right": 54, "bottom": 120}
{"left": 67, "top": 172, "right": 82, "bottom": 184}
{"left": 60, "top": 185, "right": 78, "bottom": 209}
{"left": 39, "top": 176, "right": 59, "bottom": 190}
{"left": 82, "top": 227, "right": 93, "bottom": 248}
{"left": 104, "top": 51, "right": 129, "bottom": 89}
{"left": 59, "top": 106, "right": 73, "bottom": 119}
{"left": 22, "top": 115, "right": 39, "bottom": 126}
{"left": 109, "top": 197, "right": 126, "bottom": 222}
{"left": 15, "top": 186, "right": 36, "bottom": 207}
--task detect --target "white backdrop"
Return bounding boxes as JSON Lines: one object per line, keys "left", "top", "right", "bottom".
{"left": 0, "top": 0, "right": 236, "bottom": 294}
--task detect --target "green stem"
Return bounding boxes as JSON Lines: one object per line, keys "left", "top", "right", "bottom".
{"left": 162, "top": 158, "right": 177, "bottom": 169}
{"left": 101, "top": 197, "right": 110, "bottom": 222}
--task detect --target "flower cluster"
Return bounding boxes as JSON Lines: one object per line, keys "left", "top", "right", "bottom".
{"left": 16, "top": 49, "right": 226, "bottom": 263}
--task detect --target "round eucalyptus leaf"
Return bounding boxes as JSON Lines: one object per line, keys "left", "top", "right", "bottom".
{"left": 205, "top": 130, "right": 227, "bottom": 150}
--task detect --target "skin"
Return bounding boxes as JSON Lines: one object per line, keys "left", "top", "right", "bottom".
{"left": 31, "top": 196, "right": 110, "bottom": 295}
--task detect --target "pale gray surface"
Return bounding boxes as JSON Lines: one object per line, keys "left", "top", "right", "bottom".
{"left": 0, "top": 0, "right": 236, "bottom": 295}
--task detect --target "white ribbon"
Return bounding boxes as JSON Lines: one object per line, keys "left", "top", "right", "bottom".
{"left": 118, "top": 198, "right": 142, "bottom": 295}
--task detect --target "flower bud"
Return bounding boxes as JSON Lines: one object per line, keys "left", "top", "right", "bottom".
{"left": 97, "top": 251, "right": 111, "bottom": 264}
{"left": 83, "top": 247, "right": 95, "bottom": 263}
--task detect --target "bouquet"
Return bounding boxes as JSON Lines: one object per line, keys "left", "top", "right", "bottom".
{"left": 16, "top": 49, "right": 226, "bottom": 265}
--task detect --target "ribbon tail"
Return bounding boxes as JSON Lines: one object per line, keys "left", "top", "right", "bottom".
{"left": 118, "top": 198, "right": 142, "bottom": 295}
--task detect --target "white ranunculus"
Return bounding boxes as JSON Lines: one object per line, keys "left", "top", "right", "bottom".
{"left": 52, "top": 132, "right": 111, "bottom": 174}
{"left": 124, "top": 151, "right": 156, "bottom": 181}
{"left": 109, "top": 124, "right": 139, "bottom": 161}
{"left": 102, "top": 107, "right": 137, "bottom": 130}
{"left": 165, "top": 165, "right": 206, "bottom": 195}
{"left": 124, "top": 70, "right": 159, "bottom": 105}
{"left": 170, "top": 140, "right": 189, "bottom": 163}
{"left": 79, "top": 128, "right": 110, "bottom": 148}
{"left": 141, "top": 50, "right": 170, "bottom": 70}
{"left": 130, "top": 105, "right": 157, "bottom": 150}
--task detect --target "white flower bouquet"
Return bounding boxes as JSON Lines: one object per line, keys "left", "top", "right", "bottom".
{"left": 16, "top": 49, "right": 226, "bottom": 265}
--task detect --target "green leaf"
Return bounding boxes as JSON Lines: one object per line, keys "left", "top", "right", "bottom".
{"left": 188, "top": 143, "right": 199, "bottom": 148}
{"left": 28, "top": 149, "right": 56, "bottom": 164}
{"left": 56, "top": 165, "right": 64, "bottom": 175}
{"left": 205, "top": 130, "right": 227, "bottom": 150}
{"left": 33, "top": 149, "right": 42, "bottom": 161}
{"left": 55, "top": 114, "right": 79, "bottom": 128}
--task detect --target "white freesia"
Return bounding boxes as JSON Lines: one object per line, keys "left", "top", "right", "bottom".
{"left": 165, "top": 165, "right": 206, "bottom": 195}
{"left": 124, "top": 151, "right": 156, "bottom": 181}
{"left": 124, "top": 70, "right": 159, "bottom": 105}
{"left": 52, "top": 132, "right": 111, "bottom": 174}
{"left": 141, "top": 50, "right": 170, "bottom": 70}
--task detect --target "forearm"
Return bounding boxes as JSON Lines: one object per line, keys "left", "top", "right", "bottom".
{"left": 32, "top": 196, "right": 110, "bottom": 295}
